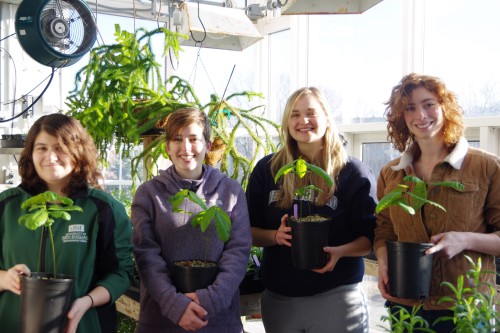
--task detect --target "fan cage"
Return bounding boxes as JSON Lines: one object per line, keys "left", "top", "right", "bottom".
{"left": 40, "top": 0, "right": 96, "bottom": 57}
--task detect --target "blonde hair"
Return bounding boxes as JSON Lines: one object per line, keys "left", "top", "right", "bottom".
{"left": 271, "top": 87, "right": 348, "bottom": 208}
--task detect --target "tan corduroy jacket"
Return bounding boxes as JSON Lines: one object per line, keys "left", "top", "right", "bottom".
{"left": 374, "top": 138, "right": 500, "bottom": 310}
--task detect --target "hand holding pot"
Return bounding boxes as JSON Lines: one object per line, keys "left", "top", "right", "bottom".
{"left": 0, "top": 264, "right": 30, "bottom": 295}
{"left": 178, "top": 300, "right": 208, "bottom": 331}
{"left": 275, "top": 214, "right": 292, "bottom": 247}
{"left": 426, "top": 231, "right": 469, "bottom": 259}
{"left": 65, "top": 296, "right": 93, "bottom": 333}
{"left": 374, "top": 247, "right": 391, "bottom": 300}
{"left": 312, "top": 246, "right": 340, "bottom": 274}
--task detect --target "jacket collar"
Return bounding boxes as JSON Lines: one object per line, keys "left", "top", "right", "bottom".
{"left": 391, "top": 137, "right": 469, "bottom": 171}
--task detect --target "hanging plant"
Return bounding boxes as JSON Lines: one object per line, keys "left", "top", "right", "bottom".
{"left": 66, "top": 25, "right": 279, "bottom": 189}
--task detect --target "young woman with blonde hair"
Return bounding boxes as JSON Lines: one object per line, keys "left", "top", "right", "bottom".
{"left": 247, "top": 87, "right": 377, "bottom": 333}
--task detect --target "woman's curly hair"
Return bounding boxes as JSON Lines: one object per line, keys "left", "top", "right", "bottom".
{"left": 385, "top": 73, "right": 464, "bottom": 153}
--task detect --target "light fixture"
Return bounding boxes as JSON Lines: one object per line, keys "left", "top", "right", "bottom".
{"left": 277, "top": 0, "right": 383, "bottom": 15}
{"left": 174, "top": 1, "right": 263, "bottom": 51}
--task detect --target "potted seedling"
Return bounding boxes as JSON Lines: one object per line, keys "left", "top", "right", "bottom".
{"left": 239, "top": 246, "right": 264, "bottom": 295}
{"left": 17, "top": 191, "right": 83, "bottom": 333}
{"left": 168, "top": 189, "right": 231, "bottom": 293}
{"left": 274, "top": 157, "right": 334, "bottom": 269}
{"left": 375, "top": 175, "right": 463, "bottom": 299}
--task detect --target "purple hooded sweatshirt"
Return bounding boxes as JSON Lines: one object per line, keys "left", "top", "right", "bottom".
{"left": 132, "top": 165, "right": 251, "bottom": 333}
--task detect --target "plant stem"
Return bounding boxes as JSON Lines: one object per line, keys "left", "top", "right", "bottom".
{"left": 48, "top": 226, "right": 56, "bottom": 276}
{"left": 37, "top": 231, "right": 43, "bottom": 272}
{"left": 204, "top": 237, "right": 209, "bottom": 264}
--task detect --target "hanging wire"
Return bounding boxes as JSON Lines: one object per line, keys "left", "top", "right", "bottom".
{"left": 190, "top": 0, "right": 206, "bottom": 46}
{"left": 154, "top": 0, "right": 162, "bottom": 26}
{"left": 220, "top": 64, "right": 235, "bottom": 102}
{"left": 92, "top": 0, "right": 105, "bottom": 47}
{"left": 188, "top": 47, "right": 217, "bottom": 95}
{"left": 0, "top": 33, "right": 15, "bottom": 42}
{"left": 0, "top": 67, "right": 57, "bottom": 123}
{"left": 210, "top": 64, "right": 236, "bottom": 126}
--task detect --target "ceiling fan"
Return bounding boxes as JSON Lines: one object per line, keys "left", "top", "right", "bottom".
{"left": 15, "top": 0, "right": 97, "bottom": 68}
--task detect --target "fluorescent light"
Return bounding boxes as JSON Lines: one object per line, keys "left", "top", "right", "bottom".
{"left": 176, "top": 1, "right": 263, "bottom": 51}
{"left": 280, "top": 0, "right": 383, "bottom": 15}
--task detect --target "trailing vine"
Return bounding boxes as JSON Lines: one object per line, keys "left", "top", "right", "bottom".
{"left": 66, "top": 25, "right": 279, "bottom": 190}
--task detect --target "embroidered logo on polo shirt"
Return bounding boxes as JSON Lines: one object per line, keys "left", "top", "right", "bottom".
{"left": 62, "top": 224, "right": 88, "bottom": 243}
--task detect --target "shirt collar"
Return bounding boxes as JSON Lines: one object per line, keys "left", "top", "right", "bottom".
{"left": 391, "top": 137, "right": 469, "bottom": 171}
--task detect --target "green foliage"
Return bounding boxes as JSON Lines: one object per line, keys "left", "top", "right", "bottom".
{"left": 247, "top": 246, "right": 263, "bottom": 273}
{"left": 436, "top": 256, "right": 499, "bottom": 333}
{"left": 378, "top": 257, "right": 499, "bottom": 333}
{"left": 375, "top": 175, "right": 464, "bottom": 215}
{"left": 169, "top": 189, "right": 231, "bottom": 243}
{"left": 18, "top": 191, "right": 83, "bottom": 275}
{"left": 66, "top": 25, "right": 279, "bottom": 190}
{"left": 116, "top": 313, "right": 137, "bottom": 333}
{"left": 379, "top": 304, "right": 435, "bottom": 333}
{"left": 274, "top": 157, "right": 334, "bottom": 218}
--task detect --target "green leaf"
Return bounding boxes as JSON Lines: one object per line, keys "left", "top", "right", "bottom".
{"left": 306, "top": 162, "right": 334, "bottom": 187}
{"left": 19, "top": 209, "right": 50, "bottom": 230}
{"left": 48, "top": 211, "right": 72, "bottom": 221}
{"left": 402, "top": 175, "right": 425, "bottom": 184}
{"left": 430, "top": 181, "right": 465, "bottom": 191}
{"left": 406, "top": 192, "right": 446, "bottom": 212}
{"left": 397, "top": 201, "right": 416, "bottom": 215}
{"left": 376, "top": 175, "right": 464, "bottom": 216}
{"left": 169, "top": 189, "right": 191, "bottom": 212}
{"left": 274, "top": 160, "right": 296, "bottom": 183}
{"left": 214, "top": 208, "right": 231, "bottom": 242}
{"left": 375, "top": 190, "right": 403, "bottom": 213}
{"left": 410, "top": 180, "right": 427, "bottom": 211}
{"left": 48, "top": 205, "right": 83, "bottom": 213}
{"left": 171, "top": 189, "right": 232, "bottom": 243}
{"left": 186, "top": 191, "right": 209, "bottom": 211}
{"left": 295, "top": 157, "right": 307, "bottom": 178}
{"left": 192, "top": 209, "right": 214, "bottom": 232}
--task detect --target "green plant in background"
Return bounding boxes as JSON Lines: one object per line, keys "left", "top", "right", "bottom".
{"left": 378, "top": 256, "right": 499, "bottom": 333}
{"left": 66, "top": 25, "right": 279, "bottom": 190}
{"left": 375, "top": 175, "right": 464, "bottom": 215}
{"left": 169, "top": 189, "right": 231, "bottom": 263}
{"left": 18, "top": 191, "right": 83, "bottom": 276}
{"left": 379, "top": 304, "right": 435, "bottom": 333}
{"left": 116, "top": 313, "right": 136, "bottom": 333}
{"left": 274, "top": 157, "right": 334, "bottom": 219}
{"left": 247, "top": 246, "right": 263, "bottom": 273}
{"left": 436, "top": 256, "right": 499, "bottom": 332}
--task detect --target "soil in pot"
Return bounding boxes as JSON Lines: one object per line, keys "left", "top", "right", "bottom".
{"left": 170, "top": 260, "right": 218, "bottom": 293}
{"left": 386, "top": 241, "right": 434, "bottom": 299}
{"left": 289, "top": 215, "right": 331, "bottom": 270}
{"left": 20, "top": 272, "right": 74, "bottom": 333}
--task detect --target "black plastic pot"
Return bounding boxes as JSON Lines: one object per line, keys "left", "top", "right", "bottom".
{"left": 170, "top": 261, "right": 218, "bottom": 293}
{"left": 239, "top": 269, "right": 264, "bottom": 295}
{"left": 20, "top": 272, "right": 74, "bottom": 333}
{"left": 289, "top": 216, "right": 331, "bottom": 270}
{"left": 386, "top": 241, "right": 434, "bottom": 299}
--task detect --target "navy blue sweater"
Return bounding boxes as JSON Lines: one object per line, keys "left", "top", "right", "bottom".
{"left": 246, "top": 154, "right": 377, "bottom": 297}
